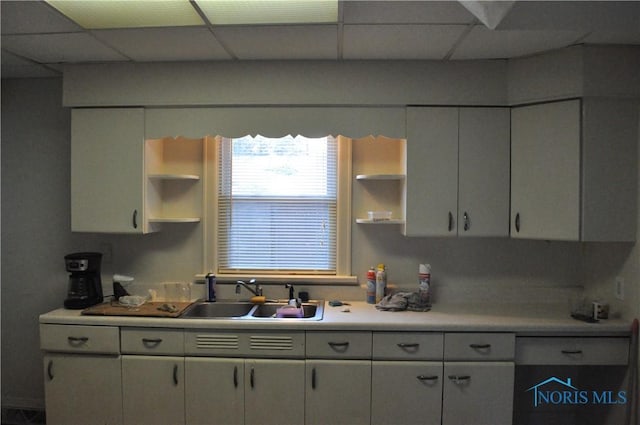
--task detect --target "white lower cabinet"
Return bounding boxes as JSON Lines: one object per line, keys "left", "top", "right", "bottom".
{"left": 442, "top": 361, "right": 515, "bottom": 425}
{"left": 42, "top": 324, "right": 523, "bottom": 425}
{"left": 185, "top": 357, "right": 245, "bottom": 425}
{"left": 43, "top": 353, "right": 123, "bottom": 425}
{"left": 122, "top": 355, "right": 185, "bottom": 425}
{"left": 245, "top": 359, "right": 305, "bottom": 425}
{"left": 184, "top": 357, "right": 304, "bottom": 425}
{"left": 305, "top": 359, "right": 372, "bottom": 425}
{"left": 371, "top": 361, "right": 443, "bottom": 425}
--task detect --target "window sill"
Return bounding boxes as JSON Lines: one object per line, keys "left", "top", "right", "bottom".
{"left": 194, "top": 274, "right": 358, "bottom": 285}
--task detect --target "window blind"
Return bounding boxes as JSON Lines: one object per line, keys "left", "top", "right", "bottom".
{"left": 217, "top": 135, "right": 338, "bottom": 273}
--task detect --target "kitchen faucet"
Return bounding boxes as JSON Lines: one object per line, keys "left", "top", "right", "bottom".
{"left": 285, "top": 284, "right": 301, "bottom": 307}
{"left": 235, "top": 279, "right": 263, "bottom": 297}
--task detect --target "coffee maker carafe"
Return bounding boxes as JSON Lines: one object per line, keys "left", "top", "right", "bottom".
{"left": 64, "top": 252, "right": 103, "bottom": 309}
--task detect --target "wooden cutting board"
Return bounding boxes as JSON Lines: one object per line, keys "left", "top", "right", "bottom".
{"left": 82, "top": 301, "right": 193, "bottom": 318}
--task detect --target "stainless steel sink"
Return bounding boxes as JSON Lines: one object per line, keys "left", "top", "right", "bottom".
{"left": 180, "top": 300, "right": 324, "bottom": 321}
{"left": 180, "top": 301, "right": 255, "bottom": 318}
{"left": 251, "top": 303, "right": 319, "bottom": 319}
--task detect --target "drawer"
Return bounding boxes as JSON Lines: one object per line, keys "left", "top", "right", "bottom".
{"left": 306, "top": 331, "right": 372, "bottom": 359}
{"left": 40, "top": 324, "right": 120, "bottom": 354}
{"left": 121, "top": 328, "right": 184, "bottom": 355}
{"left": 445, "top": 333, "right": 515, "bottom": 361}
{"left": 516, "top": 337, "right": 629, "bottom": 365}
{"left": 373, "top": 332, "right": 443, "bottom": 360}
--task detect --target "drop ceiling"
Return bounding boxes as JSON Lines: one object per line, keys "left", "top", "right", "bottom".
{"left": 1, "top": 0, "right": 639, "bottom": 79}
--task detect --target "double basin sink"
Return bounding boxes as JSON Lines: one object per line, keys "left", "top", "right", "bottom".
{"left": 180, "top": 300, "right": 324, "bottom": 321}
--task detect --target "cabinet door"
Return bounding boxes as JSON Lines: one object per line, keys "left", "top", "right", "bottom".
{"left": 371, "top": 361, "right": 442, "bottom": 425}
{"left": 244, "top": 359, "right": 305, "bottom": 425}
{"left": 511, "top": 100, "right": 580, "bottom": 240}
{"left": 458, "top": 108, "right": 510, "bottom": 237}
{"left": 71, "top": 108, "right": 145, "bottom": 233}
{"left": 306, "top": 360, "right": 371, "bottom": 425}
{"left": 122, "top": 355, "right": 184, "bottom": 425}
{"left": 44, "top": 354, "right": 122, "bottom": 425}
{"left": 442, "top": 361, "right": 514, "bottom": 425}
{"left": 185, "top": 357, "right": 244, "bottom": 425}
{"left": 405, "top": 107, "right": 459, "bottom": 236}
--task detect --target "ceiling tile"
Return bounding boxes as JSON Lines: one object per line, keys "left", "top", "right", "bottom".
{"left": 343, "top": 24, "right": 466, "bottom": 59}
{"left": 93, "top": 27, "right": 231, "bottom": 61}
{"left": 1, "top": 50, "right": 60, "bottom": 78}
{"left": 582, "top": 31, "right": 640, "bottom": 46}
{"left": 1, "top": 33, "right": 128, "bottom": 63}
{"left": 497, "top": 1, "right": 640, "bottom": 32}
{"left": 451, "top": 26, "right": 585, "bottom": 60}
{"left": 343, "top": 1, "right": 475, "bottom": 24}
{"left": 1, "top": 0, "right": 81, "bottom": 34}
{"left": 215, "top": 25, "right": 337, "bottom": 59}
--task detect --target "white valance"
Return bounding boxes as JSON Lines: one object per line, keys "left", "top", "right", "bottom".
{"left": 144, "top": 106, "right": 406, "bottom": 140}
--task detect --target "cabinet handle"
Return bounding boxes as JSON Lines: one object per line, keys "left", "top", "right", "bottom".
{"left": 469, "top": 343, "right": 491, "bottom": 349}
{"left": 417, "top": 375, "right": 438, "bottom": 382}
{"left": 327, "top": 341, "right": 349, "bottom": 352}
{"left": 233, "top": 366, "right": 238, "bottom": 388}
{"left": 561, "top": 349, "right": 583, "bottom": 355}
{"left": 132, "top": 209, "right": 138, "bottom": 229}
{"left": 67, "top": 336, "right": 89, "bottom": 345}
{"left": 142, "top": 338, "right": 162, "bottom": 346}
{"left": 312, "top": 367, "right": 317, "bottom": 389}
{"left": 448, "top": 375, "right": 471, "bottom": 384}
{"left": 47, "top": 360, "right": 54, "bottom": 381}
{"left": 397, "top": 343, "right": 420, "bottom": 350}
{"left": 515, "top": 213, "right": 520, "bottom": 233}
{"left": 250, "top": 367, "right": 255, "bottom": 389}
{"left": 463, "top": 211, "right": 470, "bottom": 231}
{"left": 448, "top": 212, "right": 454, "bottom": 232}
{"left": 172, "top": 364, "right": 178, "bottom": 386}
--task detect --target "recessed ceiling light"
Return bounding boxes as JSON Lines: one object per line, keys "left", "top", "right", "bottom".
{"left": 194, "top": 0, "right": 338, "bottom": 25}
{"left": 45, "top": 0, "right": 205, "bottom": 29}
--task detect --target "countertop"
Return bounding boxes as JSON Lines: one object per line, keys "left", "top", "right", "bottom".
{"left": 39, "top": 301, "right": 632, "bottom": 336}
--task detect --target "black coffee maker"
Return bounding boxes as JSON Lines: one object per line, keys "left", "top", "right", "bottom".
{"left": 64, "top": 252, "right": 103, "bottom": 309}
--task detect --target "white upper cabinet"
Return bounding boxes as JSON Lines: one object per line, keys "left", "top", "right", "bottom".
{"left": 405, "top": 107, "right": 510, "bottom": 237}
{"left": 511, "top": 100, "right": 581, "bottom": 240}
{"left": 511, "top": 99, "right": 637, "bottom": 241}
{"left": 71, "top": 108, "right": 147, "bottom": 233}
{"left": 71, "top": 108, "right": 205, "bottom": 233}
{"left": 458, "top": 108, "right": 510, "bottom": 237}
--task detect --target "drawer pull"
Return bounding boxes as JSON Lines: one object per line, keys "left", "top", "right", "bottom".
{"left": 233, "top": 366, "right": 238, "bottom": 388}
{"left": 47, "top": 360, "right": 54, "bottom": 381}
{"left": 397, "top": 343, "right": 420, "bottom": 349}
{"left": 172, "top": 364, "right": 178, "bottom": 386}
{"left": 561, "top": 349, "right": 583, "bottom": 355}
{"left": 469, "top": 343, "right": 491, "bottom": 349}
{"left": 417, "top": 375, "right": 438, "bottom": 382}
{"left": 448, "top": 375, "right": 471, "bottom": 385}
{"left": 250, "top": 367, "right": 255, "bottom": 389}
{"left": 312, "top": 367, "right": 317, "bottom": 389}
{"left": 142, "top": 338, "right": 163, "bottom": 347}
{"left": 328, "top": 341, "right": 350, "bottom": 352}
{"left": 67, "top": 336, "right": 89, "bottom": 345}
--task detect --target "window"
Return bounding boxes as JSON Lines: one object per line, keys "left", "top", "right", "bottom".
{"left": 216, "top": 135, "right": 350, "bottom": 276}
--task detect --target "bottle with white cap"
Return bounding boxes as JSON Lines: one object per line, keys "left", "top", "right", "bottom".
{"left": 375, "top": 264, "right": 386, "bottom": 303}
{"left": 419, "top": 264, "right": 431, "bottom": 305}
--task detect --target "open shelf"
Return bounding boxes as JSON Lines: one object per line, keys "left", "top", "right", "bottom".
{"left": 148, "top": 174, "right": 200, "bottom": 181}
{"left": 355, "top": 219, "right": 405, "bottom": 224}
{"left": 356, "top": 174, "right": 405, "bottom": 181}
